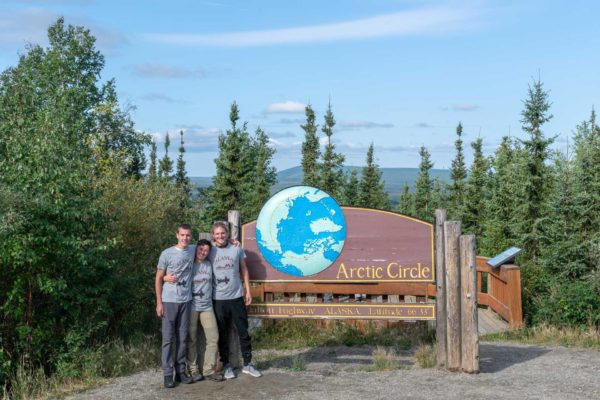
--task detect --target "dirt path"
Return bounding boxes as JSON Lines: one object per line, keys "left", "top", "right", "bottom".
{"left": 65, "top": 342, "right": 600, "bottom": 400}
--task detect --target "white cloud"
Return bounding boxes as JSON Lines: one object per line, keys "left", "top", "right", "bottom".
{"left": 338, "top": 120, "right": 394, "bottom": 130}
{"left": 265, "top": 101, "right": 306, "bottom": 114}
{"left": 142, "top": 4, "right": 482, "bottom": 47}
{"left": 132, "top": 63, "right": 204, "bottom": 78}
{"left": 440, "top": 103, "right": 480, "bottom": 112}
{"left": 139, "top": 92, "right": 186, "bottom": 103}
{"left": 0, "top": 8, "right": 126, "bottom": 52}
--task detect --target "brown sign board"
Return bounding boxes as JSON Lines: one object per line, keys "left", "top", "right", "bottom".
{"left": 242, "top": 207, "right": 434, "bottom": 283}
{"left": 247, "top": 303, "right": 435, "bottom": 320}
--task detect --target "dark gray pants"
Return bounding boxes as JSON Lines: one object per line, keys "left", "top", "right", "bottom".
{"left": 161, "top": 301, "right": 191, "bottom": 376}
{"left": 213, "top": 297, "right": 252, "bottom": 366}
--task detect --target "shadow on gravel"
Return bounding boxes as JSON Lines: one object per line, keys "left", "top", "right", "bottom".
{"left": 256, "top": 346, "right": 414, "bottom": 371}
{"left": 479, "top": 343, "right": 550, "bottom": 373}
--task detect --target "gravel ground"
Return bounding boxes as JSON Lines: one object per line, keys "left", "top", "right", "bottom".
{"left": 65, "top": 342, "right": 600, "bottom": 400}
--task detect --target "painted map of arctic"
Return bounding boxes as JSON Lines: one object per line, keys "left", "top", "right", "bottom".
{"left": 255, "top": 186, "right": 346, "bottom": 276}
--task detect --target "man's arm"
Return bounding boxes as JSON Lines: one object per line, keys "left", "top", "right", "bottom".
{"left": 155, "top": 268, "right": 166, "bottom": 318}
{"left": 240, "top": 258, "right": 252, "bottom": 306}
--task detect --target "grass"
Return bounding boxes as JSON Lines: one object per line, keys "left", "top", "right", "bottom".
{"left": 482, "top": 324, "right": 600, "bottom": 349}
{"left": 253, "top": 320, "right": 435, "bottom": 350}
{"left": 365, "top": 347, "right": 403, "bottom": 371}
{"left": 3, "top": 336, "right": 160, "bottom": 400}
{"left": 289, "top": 355, "right": 307, "bottom": 372}
{"left": 413, "top": 344, "right": 436, "bottom": 368}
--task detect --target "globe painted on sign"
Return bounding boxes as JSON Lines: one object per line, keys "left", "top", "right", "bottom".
{"left": 256, "top": 186, "right": 346, "bottom": 277}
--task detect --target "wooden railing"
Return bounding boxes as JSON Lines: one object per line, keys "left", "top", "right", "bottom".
{"left": 476, "top": 256, "right": 523, "bottom": 328}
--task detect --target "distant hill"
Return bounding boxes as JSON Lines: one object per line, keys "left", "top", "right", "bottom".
{"left": 190, "top": 166, "right": 451, "bottom": 201}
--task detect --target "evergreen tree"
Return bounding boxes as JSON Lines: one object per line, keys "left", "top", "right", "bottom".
{"left": 148, "top": 139, "right": 158, "bottom": 179}
{"left": 430, "top": 177, "right": 446, "bottom": 214}
{"left": 358, "top": 143, "right": 390, "bottom": 209}
{"left": 518, "top": 79, "right": 554, "bottom": 264}
{"left": 397, "top": 183, "right": 413, "bottom": 216}
{"left": 449, "top": 122, "right": 467, "bottom": 219}
{"left": 413, "top": 146, "right": 434, "bottom": 221}
{"left": 479, "top": 136, "right": 522, "bottom": 255}
{"left": 463, "top": 138, "right": 488, "bottom": 237}
{"left": 175, "top": 130, "right": 191, "bottom": 207}
{"left": 246, "top": 127, "right": 277, "bottom": 219}
{"left": 206, "top": 102, "right": 253, "bottom": 222}
{"left": 158, "top": 132, "right": 173, "bottom": 180}
{"left": 301, "top": 104, "right": 320, "bottom": 187}
{"left": 343, "top": 169, "right": 360, "bottom": 206}
{"left": 319, "top": 102, "right": 345, "bottom": 199}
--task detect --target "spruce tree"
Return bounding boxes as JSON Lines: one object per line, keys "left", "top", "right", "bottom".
{"left": 206, "top": 102, "right": 253, "bottom": 222}
{"left": 413, "top": 146, "right": 434, "bottom": 222}
{"left": 246, "top": 127, "right": 277, "bottom": 219}
{"left": 301, "top": 104, "right": 320, "bottom": 187}
{"left": 518, "top": 79, "right": 554, "bottom": 264}
{"left": 463, "top": 138, "right": 488, "bottom": 237}
{"left": 449, "top": 122, "right": 467, "bottom": 220}
{"left": 397, "top": 183, "right": 413, "bottom": 216}
{"left": 358, "top": 143, "right": 390, "bottom": 209}
{"left": 158, "top": 132, "right": 173, "bottom": 180}
{"left": 175, "top": 130, "right": 191, "bottom": 207}
{"left": 319, "top": 102, "right": 345, "bottom": 199}
{"left": 343, "top": 169, "right": 360, "bottom": 206}
{"left": 148, "top": 140, "right": 158, "bottom": 179}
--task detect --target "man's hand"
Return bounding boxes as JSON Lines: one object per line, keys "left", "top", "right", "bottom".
{"left": 164, "top": 273, "right": 177, "bottom": 283}
{"left": 156, "top": 302, "right": 163, "bottom": 318}
{"left": 244, "top": 291, "right": 252, "bottom": 306}
{"left": 229, "top": 239, "right": 241, "bottom": 247}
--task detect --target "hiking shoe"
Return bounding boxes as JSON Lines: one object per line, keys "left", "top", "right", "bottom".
{"left": 176, "top": 372, "right": 194, "bottom": 384}
{"left": 208, "top": 371, "right": 224, "bottom": 381}
{"left": 223, "top": 364, "right": 236, "bottom": 380}
{"left": 242, "top": 363, "right": 262, "bottom": 378}
{"left": 191, "top": 371, "right": 204, "bottom": 382}
{"left": 164, "top": 375, "right": 175, "bottom": 389}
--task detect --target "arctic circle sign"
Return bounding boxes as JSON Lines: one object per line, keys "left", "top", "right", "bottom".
{"left": 243, "top": 187, "right": 434, "bottom": 283}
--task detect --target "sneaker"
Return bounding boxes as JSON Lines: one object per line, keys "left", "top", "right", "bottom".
{"left": 164, "top": 375, "right": 175, "bottom": 389}
{"left": 191, "top": 371, "right": 204, "bottom": 382}
{"left": 223, "top": 364, "right": 236, "bottom": 380}
{"left": 208, "top": 371, "right": 224, "bottom": 382}
{"left": 242, "top": 363, "right": 262, "bottom": 378}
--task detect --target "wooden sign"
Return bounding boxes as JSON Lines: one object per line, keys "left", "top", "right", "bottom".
{"left": 247, "top": 302, "right": 435, "bottom": 320}
{"left": 242, "top": 207, "right": 434, "bottom": 283}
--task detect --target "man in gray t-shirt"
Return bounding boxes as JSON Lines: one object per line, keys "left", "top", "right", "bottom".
{"left": 155, "top": 224, "right": 195, "bottom": 388}
{"left": 209, "top": 221, "right": 262, "bottom": 379}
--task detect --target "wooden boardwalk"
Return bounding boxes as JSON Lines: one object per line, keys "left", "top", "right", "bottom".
{"left": 478, "top": 307, "right": 509, "bottom": 335}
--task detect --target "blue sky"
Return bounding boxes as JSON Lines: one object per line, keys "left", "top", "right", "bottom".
{"left": 1, "top": 0, "right": 599, "bottom": 176}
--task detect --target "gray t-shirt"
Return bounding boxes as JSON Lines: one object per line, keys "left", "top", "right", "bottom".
{"left": 209, "top": 243, "right": 246, "bottom": 300}
{"left": 157, "top": 245, "right": 195, "bottom": 303}
{"left": 191, "top": 260, "right": 213, "bottom": 311}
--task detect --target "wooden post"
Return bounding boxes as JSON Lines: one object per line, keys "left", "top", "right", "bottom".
{"left": 460, "top": 235, "right": 479, "bottom": 373}
{"left": 435, "top": 209, "right": 447, "bottom": 367}
{"left": 444, "top": 221, "right": 461, "bottom": 371}
{"left": 227, "top": 210, "right": 241, "bottom": 368}
{"left": 504, "top": 265, "right": 523, "bottom": 329}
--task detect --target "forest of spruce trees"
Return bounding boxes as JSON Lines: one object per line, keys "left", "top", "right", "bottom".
{"left": 0, "top": 19, "right": 598, "bottom": 390}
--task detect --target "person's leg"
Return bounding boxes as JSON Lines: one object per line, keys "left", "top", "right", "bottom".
{"left": 175, "top": 301, "right": 191, "bottom": 378}
{"left": 230, "top": 297, "right": 252, "bottom": 365}
{"left": 161, "top": 302, "right": 177, "bottom": 377}
{"left": 199, "top": 309, "right": 219, "bottom": 375}
{"left": 213, "top": 299, "right": 231, "bottom": 366}
{"left": 186, "top": 309, "right": 200, "bottom": 376}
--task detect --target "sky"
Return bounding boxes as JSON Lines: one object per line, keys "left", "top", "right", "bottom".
{"left": 1, "top": 0, "right": 599, "bottom": 177}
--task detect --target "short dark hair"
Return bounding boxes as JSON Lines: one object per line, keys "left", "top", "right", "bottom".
{"left": 196, "top": 238, "right": 212, "bottom": 249}
{"left": 177, "top": 224, "right": 192, "bottom": 233}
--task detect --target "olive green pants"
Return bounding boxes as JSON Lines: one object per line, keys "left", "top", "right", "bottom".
{"left": 186, "top": 309, "right": 219, "bottom": 375}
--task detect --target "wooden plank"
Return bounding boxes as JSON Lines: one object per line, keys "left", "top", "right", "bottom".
{"left": 460, "top": 235, "right": 479, "bottom": 373}
{"left": 504, "top": 265, "right": 523, "bottom": 328}
{"left": 444, "top": 221, "right": 462, "bottom": 371}
{"left": 260, "top": 282, "right": 434, "bottom": 296}
{"left": 435, "top": 209, "right": 447, "bottom": 368}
